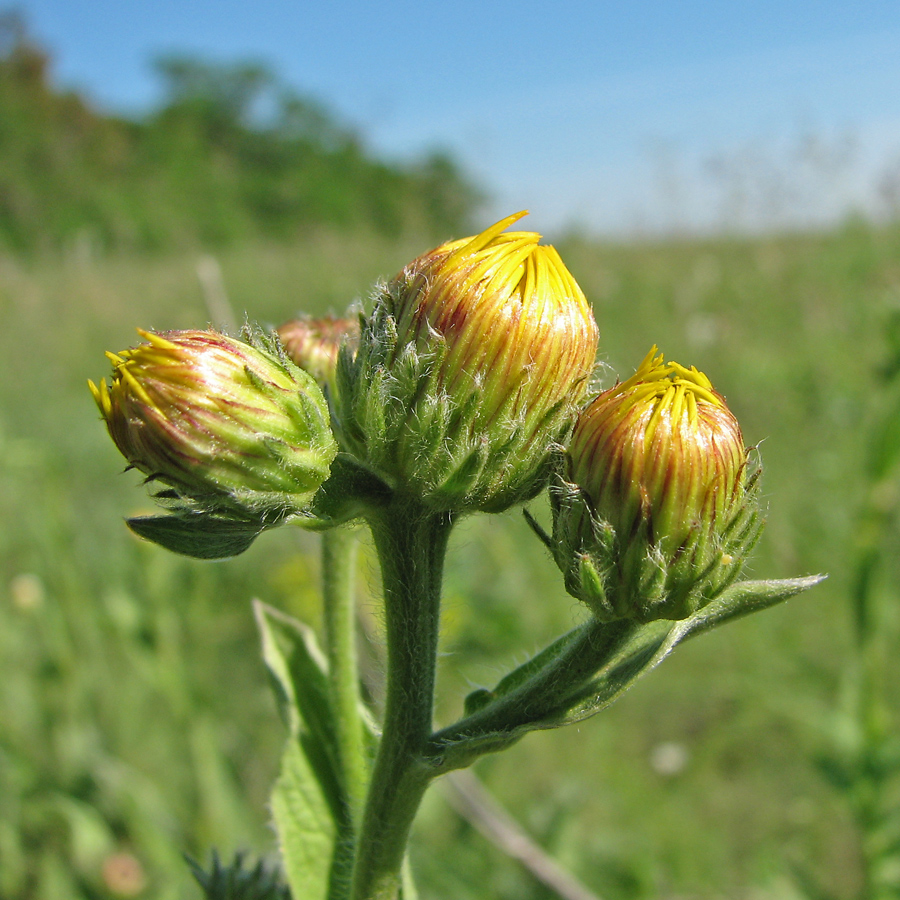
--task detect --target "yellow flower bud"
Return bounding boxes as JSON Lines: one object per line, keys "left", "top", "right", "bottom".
{"left": 90, "top": 329, "right": 337, "bottom": 521}
{"left": 339, "top": 212, "right": 599, "bottom": 512}
{"left": 551, "top": 347, "right": 760, "bottom": 621}
{"left": 276, "top": 315, "right": 359, "bottom": 399}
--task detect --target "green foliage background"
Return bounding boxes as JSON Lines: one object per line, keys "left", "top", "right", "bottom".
{"left": 0, "top": 15, "right": 479, "bottom": 254}
{"left": 3, "top": 15, "right": 900, "bottom": 900}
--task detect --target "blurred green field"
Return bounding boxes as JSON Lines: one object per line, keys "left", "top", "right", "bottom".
{"left": 2, "top": 219, "right": 900, "bottom": 900}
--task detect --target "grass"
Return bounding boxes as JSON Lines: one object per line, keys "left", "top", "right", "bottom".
{"left": 2, "top": 219, "right": 900, "bottom": 899}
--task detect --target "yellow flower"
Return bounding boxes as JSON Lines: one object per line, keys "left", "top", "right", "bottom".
{"left": 551, "top": 347, "right": 759, "bottom": 621}
{"left": 396, "top": 212, "right": 597, "bottom": 431}
{"left": 90, "top": 329, "right": 336, "bottom": 519}
{"left": 570, "top": 346, "right": 746, "bottom": 550}
{"left": 276, "top": 314, "right": 359, "bottom": 399}
{"left": 340, "top": 212, "right": 599, "bottom": 512}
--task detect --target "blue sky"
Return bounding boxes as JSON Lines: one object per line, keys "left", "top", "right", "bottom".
{"left": 16, "top": 0, "right": 900, "bottom": 235}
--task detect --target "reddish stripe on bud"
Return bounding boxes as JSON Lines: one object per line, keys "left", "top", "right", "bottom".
{"left": 90, "top": 329, "right": 336, "bottom": 515}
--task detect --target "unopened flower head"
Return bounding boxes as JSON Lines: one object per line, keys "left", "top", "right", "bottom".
{"left": 338, "top": 212, "right": 599, "bottom": 512}
{"left": 89, "top": 329, "right": 337, "bottom": 520}
{"left": 393, "top": 213, "right": 597, "bottom": 428}
{"left": 551, "top": 347, "right": 761, "bottom": 622}
{"left": 571, "top": 347, "right": 746, "bottom": 546}
{"left": 277, "top": 314, "right": 359, "bottom": 399}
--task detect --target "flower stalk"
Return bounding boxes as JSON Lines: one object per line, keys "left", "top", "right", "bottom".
{"left": 349, "top": 501, "right": 453, "bottom": 900}
{"left": 321, "top": 526, "right": 368, "bottom": 826}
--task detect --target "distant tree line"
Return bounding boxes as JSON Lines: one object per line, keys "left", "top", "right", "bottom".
{"left": 0, "top": 14, "right": 483, "bottom": 253}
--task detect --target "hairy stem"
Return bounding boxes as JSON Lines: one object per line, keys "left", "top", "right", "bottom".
{"left": 321, "top": 526, "right": 367, "bottom": 825}
{"left": 350, "top": 501, "right": 453, "bottom": 900}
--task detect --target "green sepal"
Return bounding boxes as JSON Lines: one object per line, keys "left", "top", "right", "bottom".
{"left": 577, "top": 554, "right": 610, "bottom": 618}
{"left": 126, "top": 514, "right": 267, "bottom": 559}
{"left": 335, "top": 299, "right": 578, "bottom": 513}
{"left": 548, "top": 458, "right": 765, "bottom": 623}
{"left": 522, "top": 507, "right": 553, "bottom": 551}
{"left": 128, "top": 452, "right": 385, "bottom": 551}
{"left": 305, "top": 453, "right": 393, "bottom": 528}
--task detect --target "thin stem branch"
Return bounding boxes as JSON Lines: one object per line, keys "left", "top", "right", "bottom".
{"left": 349, "top": 501, "right": 453, "bottom": 900}
{"left": 321, "top": 526, "right": 367, "bottom": 825}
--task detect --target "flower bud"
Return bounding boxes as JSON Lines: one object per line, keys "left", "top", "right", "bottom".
{"left": 338, "top": 212, "right": 599, "bottom": 512}
{"left": 550, "top": 347, "right": 761, "bottom": 622}
{"left": 89, "top": 329, "right": 337, "bottom": 522}
{"left": 276, "top": 314, "right": 359, "bottom": 400}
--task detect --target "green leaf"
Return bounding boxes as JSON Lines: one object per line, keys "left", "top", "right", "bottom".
{"left": 433, "top": 576, "right": 824, "bottom": 770}
{"left": 679, "top": 575, "right": 827, "bottom": 637}
{"left": 555, "top": 577, "right": 826, "bottom": 727}
{"left": 433, "top": 620, "right": 638, "bottom": 768}
{"left": 270, "top": 741, "right": 341, "bottom": 900}
{"left": 549, "top": 620, "right": 686, "bottom": 726}
{"left": 465, "top": 625, "right": 589, "bottom": 712}
{"left": 254, "top": 602, "right": 349, "bottom": 900}
{"left": 127, "top": 514, "right": 264, "bottom": 559}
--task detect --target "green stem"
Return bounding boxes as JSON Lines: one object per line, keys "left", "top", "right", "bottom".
{"left": 321, "top": 526, "right": 367, "bottom": 824}
{"left": 350, "top": 500, "right": 453, "bottom": 900}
